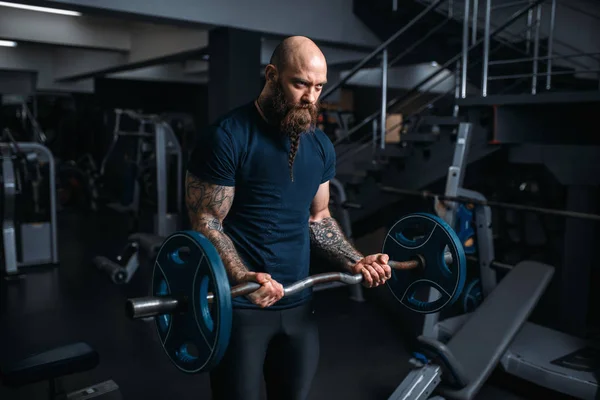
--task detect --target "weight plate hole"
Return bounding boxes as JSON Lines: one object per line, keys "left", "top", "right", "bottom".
{"left": 395, "top": 221, "right": 431, "bottom": 247}
{"left": 410, "top": 286, "right": 441, "bottom": 304}
{"left": 176, "top": 342, "right": 199, "bottom": 364}
{"left": 440, "top": 245, "right": 452, "bottom": 275}
{"left": 170, "top": 246, "right": 191, "bottom": 265}
{"left": 199, "top": 276, "right": 215, "bottom": 332}
{"left": 157, "top": 279, "right": 171, "bottom": 333}
{"left": 429, "top": 287, "right": 442, "bottom": 301}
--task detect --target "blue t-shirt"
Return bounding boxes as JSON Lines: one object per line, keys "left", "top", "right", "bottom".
{"left": 187, "top": 101, "right": 336, "bottom": 309}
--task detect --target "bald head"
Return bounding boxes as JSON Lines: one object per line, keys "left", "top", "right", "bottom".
{"left": 269, "top": 36, "right": 327, "bottom": 75}
{"left": 257, "top": 36, "right": 327, "bottom": 138}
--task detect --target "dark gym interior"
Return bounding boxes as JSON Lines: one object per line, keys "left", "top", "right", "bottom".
{"left": 1, "top": 0, "right": 599, "bottom": 399}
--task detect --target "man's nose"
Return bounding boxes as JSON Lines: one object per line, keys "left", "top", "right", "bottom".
{"left": 303, "top": 90, "right": 317, "bottom": 104}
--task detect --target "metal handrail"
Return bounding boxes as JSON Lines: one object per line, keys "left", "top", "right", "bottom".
{"left": 487, "top": 1, "right": 599, "bottom": 66}
{"left": 21, "top": 102, "right": 46, "bottom": 144}
{"left": 488, "top": 51, "right": 600, "bottom": 66}
{"left": 419, "top": 0, "right": 599, "bottom": 68}
{"left": 333, "top": 0, "right": 545, "bottom": 146}
{"left": 337, "top": 33, "right": 520, "bottom": 164}
{"left": 336, "top": 37, "right": 517, "bottom": 164}
{"left": 320, "top": 0, "right": 448, "bottom": 101}
{"left": 488, "top": 68, "right": 600, "bottom": 81}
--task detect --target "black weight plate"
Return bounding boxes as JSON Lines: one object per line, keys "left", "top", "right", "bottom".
{"left": 383, "top": 213, "right": 467, "bottom": 314}
{"left": 152, "top": 231, "right": 232, "bottom": 373}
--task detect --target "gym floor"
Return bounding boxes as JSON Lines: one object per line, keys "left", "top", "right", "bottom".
{"left": 0, "top": 209, "right": 571, "bottom": 399}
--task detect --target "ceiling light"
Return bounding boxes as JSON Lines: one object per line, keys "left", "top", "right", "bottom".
{"left": 0, "top": 2, "right": 81, "bottom": 16}
{"left": 0, "top": 40, "right": 17, "bottom": 47}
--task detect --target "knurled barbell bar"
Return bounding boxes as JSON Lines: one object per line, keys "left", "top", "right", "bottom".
{"left": 124, "top": 213, "right": 467, "bottom": 374}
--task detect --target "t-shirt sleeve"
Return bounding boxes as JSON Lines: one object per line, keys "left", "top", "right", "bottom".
{"left": 187, "top": 125, "right": 238, "bottom": 186}
{"left": 321, "top": 135, "right": 336, "bottom": 183}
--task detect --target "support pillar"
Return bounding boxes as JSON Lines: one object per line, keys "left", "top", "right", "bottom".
{"left": 208, "top": 28, "right": 262, "bottom": 124}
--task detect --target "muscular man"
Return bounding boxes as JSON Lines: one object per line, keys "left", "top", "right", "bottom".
{"left": 185, "top": 36, "right": 392, "bottom": 400}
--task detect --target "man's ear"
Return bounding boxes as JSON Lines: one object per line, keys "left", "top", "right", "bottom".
{"left": 264, "top": 64, "right": 278, "bottom": 83}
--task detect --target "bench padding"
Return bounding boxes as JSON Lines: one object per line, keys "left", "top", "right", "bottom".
{"left": 436, "top": 260, "right": 554, "bottom": 400}
{"left": 1, "top": 342, "right": 99, "bottom": 387}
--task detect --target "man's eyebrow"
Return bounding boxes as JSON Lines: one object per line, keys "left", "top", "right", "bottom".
{"left": 291, "top": 77, "right": 328, "bottom": 85}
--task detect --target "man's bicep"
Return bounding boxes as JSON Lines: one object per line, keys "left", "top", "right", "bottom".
{"left": 185, "top": 171, "right": 235, "bottom": 226}
{"left": 187, "top": 125, "right": 238, "bottom": 186}
{"left": 321, "top": 136, "right": 336, "bottom": 184}
{"left": 309, "top": 181, "right": 331, "bottom": 222}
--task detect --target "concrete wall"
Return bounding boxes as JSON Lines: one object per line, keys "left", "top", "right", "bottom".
{"left": 35, "top": 0, "right": 380, "bottom": 48}
{"left": 0, "top": 45, "right": 94, "bottom": 93}
{"left": 0, "top": 71, "right": 36, "bottom": 95}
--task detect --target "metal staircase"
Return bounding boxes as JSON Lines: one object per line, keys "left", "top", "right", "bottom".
{"left": 322, "top": 0, "right": 600, "bottom": 233}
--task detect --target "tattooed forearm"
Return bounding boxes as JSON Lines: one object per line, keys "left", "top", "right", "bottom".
{"left": 185, "top": 171, "right": 249, "bottom": 283}
{"left": 203, "top": 226, "right": 249, "bottom": 283}
{"left": 309, "top": 217, "right": 364, "bottom": 272}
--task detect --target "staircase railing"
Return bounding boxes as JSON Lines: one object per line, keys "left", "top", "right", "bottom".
{"left": 479, "top": 0, "right": 600, "bottom": 95}
{"left": 333, "top": 0, "right": 544, "bottom": 161}
{"left": 417, "top": 0, "right": 600, "bottom": 94}
{"left": 320, "top": 0, "right": 448, "bottom": 102}
{"left": 319, "top": 0, "right": 450, "bottom": 156}
{"left": 332, "top": 0, "right": 600, "bottom": 170}
{"left": 335, "top": 31, "right": 532, "bottom": 165}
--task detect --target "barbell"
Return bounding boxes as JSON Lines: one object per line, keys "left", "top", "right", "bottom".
{"left": 125, "top": 213, "right": 467, "bottom": 374}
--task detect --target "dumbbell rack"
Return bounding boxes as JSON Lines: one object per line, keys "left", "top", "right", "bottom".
{"left": 1, "top": 142, "right": 59, "bottom": 275}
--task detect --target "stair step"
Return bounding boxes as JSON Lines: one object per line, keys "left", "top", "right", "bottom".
{"left": 353, "top": 160, "right": 387, "bottom": 172}
{"left": 336, "top": 173, "right": 366, "bottom": 185}
{"left": 420, "top": 116, "right": 463, "bottom": 126}
{"left": 381, "top": 146, "right": 410, "bottom": 158}
{"left": 402, "top": 133, "right": 440, "bottom": 143}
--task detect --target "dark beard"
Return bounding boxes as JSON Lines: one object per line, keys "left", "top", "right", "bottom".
{"left": 260, "top": 80, "right": 320, "bottom": 137}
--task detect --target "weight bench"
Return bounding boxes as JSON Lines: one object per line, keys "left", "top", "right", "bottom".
{"left": 389, "top": 260, "right": 554, "bottom": 399}
{"left": 1, "top": 342, "right": 121, "bottom": 399}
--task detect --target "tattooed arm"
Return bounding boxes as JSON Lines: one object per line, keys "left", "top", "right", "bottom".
{"left": 308, "top": 181, "right": 364, "bottom": 272}
{"left": 186, "top": 170, "right": 284, "bottom": 305}
{"left": 185, "top": 171, "right": 249, "bottom": 283}
{"left": 308, "top": 181, "right": 391, "bottom": 287}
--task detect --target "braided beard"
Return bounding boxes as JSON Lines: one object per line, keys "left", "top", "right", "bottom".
{"left": 287, "top": 131, "right": 301, "bottom": 181}
{"left": 261, "top": 80, "right": 320, "bottom": 181}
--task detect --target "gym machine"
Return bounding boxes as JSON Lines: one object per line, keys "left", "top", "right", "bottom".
{"left": 1, "top": 96, "right": 48, "bottom": 144}
{"left": 429, "top": 190, "right": 600, "bottom": 399}
{"left": 384, "top": 122, "right": 599, "bottom": 399}
{"left": 382, "top": 122, "right": 554, "bottom": 399}
{"left": 1, "top": 136, "right": 59, "bottom": 275}
{"left": 94, "top": 110, "right": 183, "bottom": 284}
{"left": 99, "top": 109, "right": 183, "bottom": 235}
{"left": 388, "top": 260, "right": 553, "bottom": 400}
{"left": 93, "top": 233, "right": 164, "bottom": 284}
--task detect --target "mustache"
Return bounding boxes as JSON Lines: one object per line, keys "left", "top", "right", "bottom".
{"left": 260, "top": 80, "right": 321, "bottom": 136}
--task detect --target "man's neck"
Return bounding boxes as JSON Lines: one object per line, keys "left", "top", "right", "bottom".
{"left": 254, "top": 95, "right": 270, "bottom": 124}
